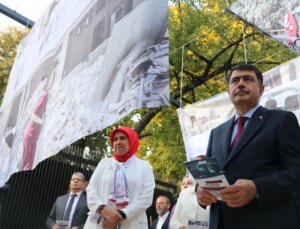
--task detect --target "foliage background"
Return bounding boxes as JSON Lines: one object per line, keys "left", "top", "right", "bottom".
{"left": 0, "top": 0, "right": 297, "bottom": 185}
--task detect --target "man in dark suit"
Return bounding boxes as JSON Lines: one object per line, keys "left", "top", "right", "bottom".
{"left": 196, "top": 64, "right": 300, "bottom": 229}
{"left": 46, "top": 172, "right": 89, "bottom": 229}
{"left": 152, "top": 195, "right": 171, "bottom": 229}
{"left": 294, "top": 192, "right": 300, "bottom": 224}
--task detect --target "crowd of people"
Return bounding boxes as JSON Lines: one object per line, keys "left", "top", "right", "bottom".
{"left": 45, "top": 64, "right": 300, "bottom": 229}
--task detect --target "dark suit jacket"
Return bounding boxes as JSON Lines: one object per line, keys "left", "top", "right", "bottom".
{"left": 46, "top": 191, "right": 89, "bottom": 229}
{"left": 152, "top": 212, "right": 171, "bottom": 229}
{"left": 206, "top": 106, "right": 300, "bottom": 229}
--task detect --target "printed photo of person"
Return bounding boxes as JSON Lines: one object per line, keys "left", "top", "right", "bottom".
{"left": 22, "top": 75, "right": 49, "bottom": 170}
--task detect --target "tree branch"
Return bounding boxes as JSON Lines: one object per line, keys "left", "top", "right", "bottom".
{"left": 133, "top": 109, "right": 161, "bottom": 135}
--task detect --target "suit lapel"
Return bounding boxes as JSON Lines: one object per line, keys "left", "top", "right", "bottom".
{"left": 218, "top": 118, "right": 235, "bottom": 167}
{"left": 225, "top": 106, "right": 270, "bottom": 166}
{"left": 60, "top": 194, "right": 70, "bottom": 220}
{"left": 153, "top": 212, "right": 170, "bottom": 229}
{"left": 152, "top": 218, "right": 158, "bottom": 228}
{"left": 162, "top": 212, "right": 170, "bottom": 229}
{"left": 73, "top": 192, "right": 85, "bottom": 217}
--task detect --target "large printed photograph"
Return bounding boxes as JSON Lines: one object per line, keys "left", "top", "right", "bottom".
{"left": 228, "top": 0, "right": 300, "bottom": 55}
{"left": 0, "top": 0, "right": 169, "bottom": 187}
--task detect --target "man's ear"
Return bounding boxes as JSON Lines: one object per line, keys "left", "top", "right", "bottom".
{"left": 259, "top": 85, "right": 265, "bottom": 97}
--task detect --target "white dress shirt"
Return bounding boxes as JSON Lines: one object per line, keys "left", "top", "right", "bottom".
{"left": 156, "top": 211, "right": 170, "bottom": 229}
{"left": 65, "top": 191, "right": 83, "bottom": 227}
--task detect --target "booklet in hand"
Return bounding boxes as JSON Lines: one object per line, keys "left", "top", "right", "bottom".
{"left": 185, "top": 157, "right": 229, "bottom": 200}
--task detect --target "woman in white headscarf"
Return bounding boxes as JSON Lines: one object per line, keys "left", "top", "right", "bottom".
{"left": 170, "top": 174, "right": 210, "bottom": 229}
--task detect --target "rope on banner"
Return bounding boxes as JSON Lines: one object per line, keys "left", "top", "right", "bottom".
{"left": 175, "top": 0, "right": 286, "bottom": 110}
{"left": 175, "top": 4, "right": 234, "bottom": 108}
{"left": 225, "top": 0, "right": 230, "bottom": 8}
{"left": 180, "top": 46, "right": 185, "bottom": 109}
{"left": 254, "top": 48, "right": 289, "bottom": 64}
{"left": 179, "top": 45, "right": 189, "bottom": 164}
{"left": 174, "top": 0, "right": 238, "bottom": 53}
{"left": 242, "top": 22, "right": 248, "bottom": 64}
{"left": 175, "top": 21, "right": 224, "bottom": 51}
{"left": 176, "top": 4, "right": 232, "bottom": 111}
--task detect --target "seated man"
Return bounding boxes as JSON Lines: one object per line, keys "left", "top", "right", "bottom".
{"left": 46, "top": 172, "right": 89, "bottom": 229}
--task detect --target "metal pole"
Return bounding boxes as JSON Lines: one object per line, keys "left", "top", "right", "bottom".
{"left": 0, "top": 3, "right": 34, "bottom": 28}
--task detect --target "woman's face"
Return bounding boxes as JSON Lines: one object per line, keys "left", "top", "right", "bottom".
{"left": 113, "top": 131, "right": 130, "bottom": 156}
{"left": 180, "top": 176, "right": 194, "bottom": 190}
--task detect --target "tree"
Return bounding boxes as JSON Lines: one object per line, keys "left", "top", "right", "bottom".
{"left": 0, "top": 26, "right": 29, "bottom": 103}
{"left": 135, "top": 0, "right": 296, "bottom": 183}
{"left": 1, "top": 1, "right": 297, "bottom": 184}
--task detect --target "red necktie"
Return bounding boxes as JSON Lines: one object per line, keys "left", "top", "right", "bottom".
{"left": 230, "top": 117, "right": 247, "bottom": 152}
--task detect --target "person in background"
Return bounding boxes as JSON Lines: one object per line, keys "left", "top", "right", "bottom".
{"left": 180, "top": 176, "right": 194, "bottom": 190}
{"left": 152, "top": 195, "right": 171, "bottom": 229}
{"left": 294, "top": 192, "right": 300, "bottom": 225}
{"left": 196, "top": 64, "right": 300, "bottom": 229}
{"left": 167, "top": 175, "right": 195, "bottom": 229}
{"left": 46, "top": 172, "right": 89, "bottom": 229}
{"left": 83, "top": 126, "right": 155, "bottom": 229}
{"left": 170, "top": 175, "right": 209, "bottom": 229}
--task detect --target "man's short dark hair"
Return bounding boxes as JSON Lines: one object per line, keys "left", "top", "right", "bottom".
{"left": 227, "top": 64, "right": 264, "bottom": 85}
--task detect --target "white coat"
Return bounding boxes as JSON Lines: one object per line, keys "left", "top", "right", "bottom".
{"left": 84, "top": 155, "right": 155, "bottom": 229}
{"left": 170, "top": 186, "right": 210, "bottom": 229}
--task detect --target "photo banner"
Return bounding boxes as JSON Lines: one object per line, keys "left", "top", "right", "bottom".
{"left": 228, "top": 0, "right": 300, "bottom": 55}
{"left": 178, "top": 57, "right": 300, "bottom": 160}
{"left": 0, "top": 0, "right": 169, "bottom": 187}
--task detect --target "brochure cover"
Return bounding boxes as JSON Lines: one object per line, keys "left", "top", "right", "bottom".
{"left": 185, "top": 157, "right": 229, "bottom": 199}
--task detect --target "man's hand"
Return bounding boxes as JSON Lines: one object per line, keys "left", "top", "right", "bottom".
{"left": 51, "top": 225, "right": 59, "bottom": 229}
{"left": 71, "top": 227, "right": 78, "bottom": 229}
{"left": 100, "top": 206, "right": 123, "bottom": 226}
{"left": 196, "top": 186, "right": 217, "bottom": 206}
{"left": 220, "top": 179, "right": 257, "bottom": 208}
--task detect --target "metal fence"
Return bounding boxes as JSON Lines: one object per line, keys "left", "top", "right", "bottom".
{"left": 0, "top": 146, "right": 177, "bottom": 229}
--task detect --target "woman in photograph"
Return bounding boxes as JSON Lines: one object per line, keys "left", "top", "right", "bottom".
{"left": 22, "top": 75, "right": 49, "bottom": 170}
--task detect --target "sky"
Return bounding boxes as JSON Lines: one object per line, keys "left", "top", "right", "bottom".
{"left": 0, "top": 0, "right": 52, "bottom": 30}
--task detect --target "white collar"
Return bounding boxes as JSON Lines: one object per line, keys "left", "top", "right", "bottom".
{"left": 158, "top": 211, "right": 169, "bottom": 220}
{"left": 70, "top": 191, "right": 83, "bottom": 197}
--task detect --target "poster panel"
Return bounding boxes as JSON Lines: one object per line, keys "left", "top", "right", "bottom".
{"left": 228, "top": 0, "right": 300, "bottom": 55}
{"left": 0, "top": 0, "right": 169, "bottom": 187}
